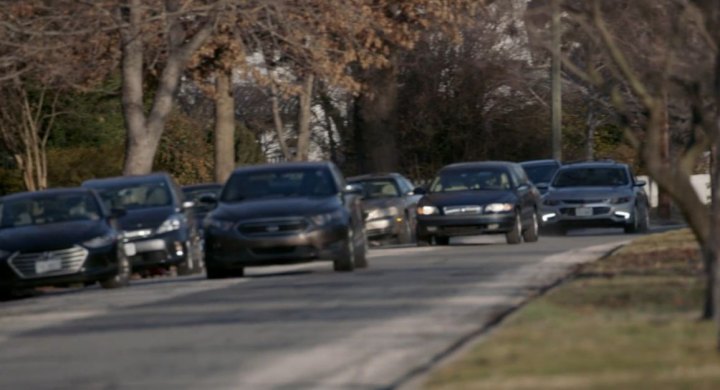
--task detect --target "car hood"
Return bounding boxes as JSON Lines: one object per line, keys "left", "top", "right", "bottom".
{"left": 361, "top": 197, "right": 402, "bottom": 210}
{"left": 117, "top": 206, "right": 176, "bottom": 230}
{"left": 212, "top": 196, "right": 341, "bottom": 221}
{"left": 545, "top": 187, "right": 632, "bottom": 201}
{"left": 421, "top": 190, "right": 515, "bottom": 207}
{"left": 0, "top": 220, "right": 109, "bottom": 253}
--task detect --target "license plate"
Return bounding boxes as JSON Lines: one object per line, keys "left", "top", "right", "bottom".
{"left": 35, "top": 259, "right": 62, "bottom": 274}
{"left": 576, "top": 207, "right": 593, "bottom": 217}
{"left": 124, "top": 243, "right": 137, "bottom": 257}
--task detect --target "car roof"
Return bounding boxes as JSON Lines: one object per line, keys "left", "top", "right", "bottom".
{"left": 82, "top": 172, "right": 172, "bottom": 187}
{"left": 0, "top": 187, "right": 96, "bottom": 202}
{"left": 230, "top": 161, "right": 334, "bottom": 174}
{"left": 520, "top": 159, "right": 561, "bottom": 167}
{"left": 557, "top": 161, "right": 628, "bottom": 170}
{"left": 346, "top": 172, "right": 403, "bottom": 181}
{"left": 441, "top": 161, "right": 519, "bottom": 171}
{"left": 182, "top": 183, "right": 222, "bottom": 191}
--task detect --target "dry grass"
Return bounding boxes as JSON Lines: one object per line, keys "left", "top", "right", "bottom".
{"left": 425, "top": 229, "right": 720, "bottom": 390}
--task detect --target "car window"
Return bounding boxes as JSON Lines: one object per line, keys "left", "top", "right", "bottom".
{"left": 430, "top": 168, "right": 512, "bottom": 192}
{"left": 222, "top": 168, "right": 337, "bottom": 202}
{"left": 93, "top": 181, "right": 173, "bottom": 210}
{"left": 522, "top": 164, "right": 558, "bottom": 184}
{"left": 552, "top": 167, "right": 629, "bottom": 187}
{"left": 0, "top": 193, "right": 102, "bottom": 228}
{"left": 350, "top": 179, "right": 401, "bottom": 199}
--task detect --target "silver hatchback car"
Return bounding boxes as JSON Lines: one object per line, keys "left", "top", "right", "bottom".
{"left": 539, "top": 161, "right": 650, "bottom": 234}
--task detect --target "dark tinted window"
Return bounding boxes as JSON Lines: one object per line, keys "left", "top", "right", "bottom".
{"left": 349, "top": 179, "right": 401, "bottom": 199}
{"left": 222, "top": 168, "right": 337, "bottom": 202}
{"left": 0, "top": 193, "right": 101, "bottom": 228}
{"left": 430, "top": 168, "right": 512, "bottom": 192}
{"left": 522, "top": 163, "right": 559, "bottom": 184}
{"left": 92, "top": 181, "right": 173, "bottom": 210}
{"left": 553, "top": 167, "right": 629, "bottom": 187}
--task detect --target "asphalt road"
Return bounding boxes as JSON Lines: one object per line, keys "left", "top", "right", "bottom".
{"left": 0, "top": 230, "right": 635, "bottom": 390}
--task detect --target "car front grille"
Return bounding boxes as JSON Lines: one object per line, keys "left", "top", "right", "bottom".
{"left": 238, "top": 219, "right": 309, "bottom": 236}
{"left": 8, "top": 246, "right": 88, "bottom": 279}
{"left": 443, "top": 205, "right": 483, "bottom": 215}
{"left": 559, "top": 207, "right": 612, "bottom": 216}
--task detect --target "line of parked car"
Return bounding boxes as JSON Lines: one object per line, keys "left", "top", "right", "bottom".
{"left": 0, "top": 158, "right": 649, "bottom": 298}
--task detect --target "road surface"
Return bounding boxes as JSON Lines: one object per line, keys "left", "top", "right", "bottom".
{"left": 0, "top": 230, "right": 632, "bottom": 389}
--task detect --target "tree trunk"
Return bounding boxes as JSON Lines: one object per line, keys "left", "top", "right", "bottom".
{"left": 295, "top": 75, "right": 315, "bottom": 162}
{"left": 657, "top": 94, "right": 673, "bottom": 219}
{"left": 354, "top": 64, "right": 399, "bottom": 172}
{"left": 120, "top": 0, "right": 215, "bottom": 175}
{"left": 586, "top": 101, "right": 596, "bottom": 161}
{"left": 214, "top": 69, "right": 235, "bottom": 183}
{"left": 270, "top": 82, "right": 291, "bottom": 161}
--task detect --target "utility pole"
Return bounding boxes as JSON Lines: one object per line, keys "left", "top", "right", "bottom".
{"left": 551, "top": 0, "right": 562, "bottom": 161}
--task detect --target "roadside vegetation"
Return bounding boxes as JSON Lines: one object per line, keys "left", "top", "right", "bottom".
{"left": 425, "top": 229, "right": 720, "bottom": 389}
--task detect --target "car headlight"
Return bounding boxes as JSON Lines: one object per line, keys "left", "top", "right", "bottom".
{"left": 417, "top": 205, "right": 439, "bottom": 215}
{"left": 543, "top": 199, "right": 560, "bottom": 206}
{"left": 157, "top": 214, "right": 186, "bottom": 234}
{"left": 366, "top": 206, "right": 400, "bottom": 220}
{"left": 611, "top": 196, "right": 632, "bottom": 204}
{"left": 83, "top": 233, "right": 117, "bottom": 248}
{"left": 204, "top": 218, "right": 235, "bottom": 231}
{"left": 310, "top": 209, "right": 345, "bottom": 226}
{"left": 484, "top": 203, "right": 514, "bottom": 213}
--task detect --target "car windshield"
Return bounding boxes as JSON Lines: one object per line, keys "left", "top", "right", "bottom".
{"left": 222, "top": 168, "right": 337, "bottom": 202}
{"left": 350, "top": 179, "right": 400, "bottom": 199}
{"left": 0, "top": 193, "right": 102, "bottom": 229}
{"left": 552, "top": 167, "right": 629, "bottom": 187}
{"left": 430, "top": 168, "right": 512, "bottom": 192}
{"left": 523, "top": 164, "right": 558, "bottom": 184}
{"left": 93, "top": 181, "right": 173, "bottom": 210}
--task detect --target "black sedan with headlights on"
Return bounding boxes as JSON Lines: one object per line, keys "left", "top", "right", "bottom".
{"left": 347, "top": 173, "right": 420, "bottom": 244}
{"left": 415, "top": 161, "right": 541, "bottom": 245}
{"left": 202, "top": 162, "right": 368, "bottom": 278}
{"left": 0, "top": 188, "right": 132, "bottom": 298}
{"left": 83, "top": 173, "right": 203, "bottom": 276}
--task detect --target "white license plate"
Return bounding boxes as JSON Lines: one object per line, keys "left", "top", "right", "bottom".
{"left": 575, "top": 207, "right": 593, "bottom": 217}
{"left": 35, "top": 259, "right": 63, "bottom": 274}
{"left": 124, "top": 243, "right": 137, "bottom": 257}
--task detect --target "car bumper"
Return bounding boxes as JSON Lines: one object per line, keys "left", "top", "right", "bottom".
{"left": 0, "top": 245, "right": 121, "bottom": 289}
{"left": 416, "top": 214, "right": 515, "bottom": 238}
{"left": 124, "top": 230, "right": 189, "bottom": 271}
{"left": 204, "top": 223, "right": 348, "bottom": 268}
{"left": 364, "top": 216, "right": 403, "bottom": 239}
{"left": 540, "top": 202, "right": 634, "bottom": 228}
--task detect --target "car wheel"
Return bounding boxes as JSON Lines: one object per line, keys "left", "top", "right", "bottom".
{"left": 638, "top": 204, "right": 650, "bottom": 233}
{"left": 100, "top": 252, "right": 132, "bottom": 289}
{"left": 177, "top": 242, "right": 196, "bottom": 276}
{"left": 354, "top": 229, "right": 369, "bottom": 269}
{"left": 417, "top": 236, "right": 432, "bottom": 247}
{"left": 435, "top": 236, "right": 450, "bottom": 246}
{"left": 505, "top": 211, "right": 523, "bottom": 244}
{"left": 334, "top": 229, "right": 356, "bottom": 272}
{"left": 396, "top": 215, "right": 414, "bottom": 244}
{"left": 0, "top": 287, "right": 14, "bottom": 300}
{"left": 624, "top": 204, "right": 642, "bottom": 234}
{"left": 522, "top": 211, "right": 539, "bottom": 243}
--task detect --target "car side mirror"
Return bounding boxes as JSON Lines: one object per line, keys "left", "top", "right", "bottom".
{"left": 517, "top": 184, "right": 530, "bottom": 191}
{"left": 635, "top": 180, "right": 647, "bottom": 187}
{"left": 343, "top": 184, "right": 363, "bottom": 195}
{"left": 413, "top": 186, "right": 427, "bottom": 195}
{"left": 109, "top": 208, "right": 126, "bottom": 219}
{"left": 181, "top": 201, "right": 196, "bottom": 210}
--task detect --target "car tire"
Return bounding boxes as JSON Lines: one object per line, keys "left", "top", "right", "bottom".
{"left": 625, "top": 204, "right": 648, "bottom": 234}
{"left": 100, "top": 253, "right": 132, "bottom": 289}
{"left": 522, "top": 211, "right": 539, "bottom": 243}
{"left": 354, "top": 230, "right": 369, "bottom": 269}
{"left": 205, "top": 263, "right": 235, "bottom": 279}
{"left": 177, "top": 241, "right": 200, "bottom": 276}
{"left": 333, "top": 229, "right": 356, "bottom": 272}
{"left": 435, "top": 236, "right": 450, "bottom": 246}
{"left": 638, "top": 204, "right": 650, "bottom": 233}
{"left": 396, "top": 215, "right": 414, "bottom": 244}
{"left": 0, "top": 287, "right": 14, "bottom": 300}
{"left": 505, "top": 212, "right": 523, "bottom": 244}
